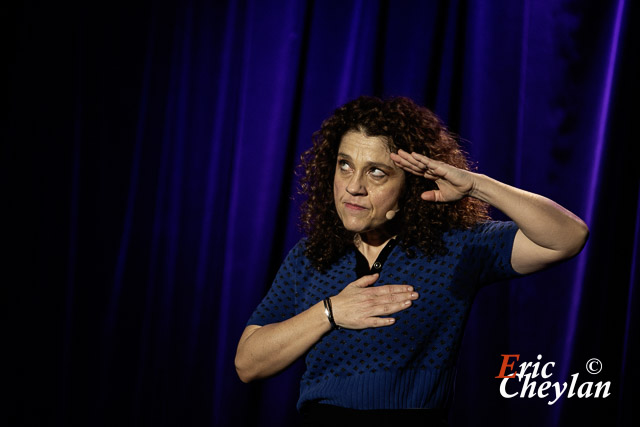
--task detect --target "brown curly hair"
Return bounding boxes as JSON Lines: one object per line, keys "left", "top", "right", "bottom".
{"left": 298, "top": 96, "right": 489, "bottom": 271}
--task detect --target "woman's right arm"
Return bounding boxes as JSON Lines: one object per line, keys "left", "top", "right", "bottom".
{"left": 235, "top": 300, "right": 331, "bottom": 383}
{"left": 235, "top": 273, "right": 418, "bottom": 383}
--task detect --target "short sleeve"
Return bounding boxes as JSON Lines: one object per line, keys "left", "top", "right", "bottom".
{"left": 471, "top": 221, "right": 524, "bottom": 286}
{"left": 246, "top": 240, "right": 305, "bottom": 326}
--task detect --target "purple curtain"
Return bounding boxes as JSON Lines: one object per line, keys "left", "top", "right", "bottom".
{"left": 9, "top": 0, "right": 637, "bottom": 426}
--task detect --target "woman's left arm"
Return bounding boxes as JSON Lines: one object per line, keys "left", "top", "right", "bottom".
{"left": 390, "top": 150, "right": 589, "bottom": 275}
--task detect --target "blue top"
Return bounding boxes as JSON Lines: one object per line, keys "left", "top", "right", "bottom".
{"left": 247, "top": 220, "right": 522, "bottom": 410}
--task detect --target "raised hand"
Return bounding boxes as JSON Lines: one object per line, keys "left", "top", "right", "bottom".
{"left": 390, "top": 149, "right": 477, "bottom": 202}
{"left": 330, "top": 273, "right": 419, "bottom": 329}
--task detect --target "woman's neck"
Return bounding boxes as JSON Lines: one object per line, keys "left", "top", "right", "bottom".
{"left": 355, "top": 230, "right": 395, "bottom": 268}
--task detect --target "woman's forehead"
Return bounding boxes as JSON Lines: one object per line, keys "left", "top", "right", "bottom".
{"left": 337, "top": 131, "right": 392, "bottom": 161}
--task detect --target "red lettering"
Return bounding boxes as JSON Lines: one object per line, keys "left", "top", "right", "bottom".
{"left": 495, "top": 354, "right": 520, "bottom": 378}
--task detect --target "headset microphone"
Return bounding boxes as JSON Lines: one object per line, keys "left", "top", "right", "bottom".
{"left": 385, "top": 209, "right": 400, "bottom": 220}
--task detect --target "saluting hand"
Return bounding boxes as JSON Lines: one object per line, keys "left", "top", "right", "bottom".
{"left": 390, "top": 149, "right": 477, "bottom": 202}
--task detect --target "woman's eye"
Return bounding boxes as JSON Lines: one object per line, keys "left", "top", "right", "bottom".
{"left": 370, "top": 168, "right": 386, "bottom": 178}
{"left": 339, "top": 160, "right": 351, "bottom": 171}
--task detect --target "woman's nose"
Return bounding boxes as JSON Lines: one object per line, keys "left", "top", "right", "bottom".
{"left": 346, "top": 173, "right": 367, "bottom": 196}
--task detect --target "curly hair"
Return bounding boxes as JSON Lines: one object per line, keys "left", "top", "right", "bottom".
{"left": 298, "top": 96, "right": 489, "bottom": 271}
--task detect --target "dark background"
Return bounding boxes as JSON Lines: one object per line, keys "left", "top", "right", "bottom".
{"left": 7, "top": 0, "right": 638, "bottom": 426}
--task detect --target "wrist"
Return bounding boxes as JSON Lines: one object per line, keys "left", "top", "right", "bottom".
{"left": 323, "top": 297, "right": 340, "bottom": 330}
{"left": 467, "top": 173, "right": 493, "bottom": 202}
{"left": 311, "top": 300, "right": 334, "bottom": 334}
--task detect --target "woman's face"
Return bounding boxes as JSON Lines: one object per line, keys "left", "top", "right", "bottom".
{"left": 333, "top": 131, "right": 405, "bottom": 237}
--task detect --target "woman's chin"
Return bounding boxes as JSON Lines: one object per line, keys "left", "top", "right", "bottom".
{"left": 341, "top": 220, "right": 382, "bottom": 235}
{"left": 341, "top": 222, "right": 369, "bottom": 234}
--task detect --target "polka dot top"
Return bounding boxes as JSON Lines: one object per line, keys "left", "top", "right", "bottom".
{"left": 247, "top": 220, "right": 522, "bottom": 410}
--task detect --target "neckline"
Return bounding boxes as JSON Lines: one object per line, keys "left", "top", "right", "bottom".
{"left": 354, "top": 238, "right": 397, "bottom": 277}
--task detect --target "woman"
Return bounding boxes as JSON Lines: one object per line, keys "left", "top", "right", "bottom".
{"left": 235, "top": 96, "right": 588, "bottom": 425}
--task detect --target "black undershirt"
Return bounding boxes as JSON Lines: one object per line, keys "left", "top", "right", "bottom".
{"left": 354, "top": 238, "right": 397, "bottom": 277}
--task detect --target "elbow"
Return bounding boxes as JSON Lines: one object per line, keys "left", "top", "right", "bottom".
{"left": 564, "top": 220, "right": 590, "bottom": 259}
{"left": 236, "top": 348, "right": 268, "bottom": 383}
{"left": 235, "top": 353, "right": 256, "bottom": 384}
{"left": 235, "top": 325, "right": 265, "bottom": 383}
{"left": 236, "top": 370, "right": 253, "bottom": 384}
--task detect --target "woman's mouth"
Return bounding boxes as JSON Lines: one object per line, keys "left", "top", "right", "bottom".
{"left": 345, "top": 202, "right": 367, "bottom": 211}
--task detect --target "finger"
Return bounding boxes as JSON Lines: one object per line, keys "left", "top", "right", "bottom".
{"left": 422, "top": 172, "right": 439, "bottom": 180}
{"left": 397, "top": 148, "right": 424, "bottom": 160}
{"left": 410, "top": 152, "right": 449, "bottom": 177}
{"left": 390, "top": 153, "right": 424, "bottom": 176}
{"left": 364, "top": 317, "right": 397, "bottom": 328}
{"left": 350, "top": 273, "right": 379, "bottom": 288}
{"left": 409, "top": 151, "right": 432, "bottom": 162}
{"left": 362, "top": 286, "right": 419, "bottom": 301}
{"left": 410, "top": 151, "right": 440, "bottom": 168}
{"left": 376, "top": 290, "right": 420, "bottom": 304}
{"left": 366, "top": 299, "right": 415, "bottom": 320}
{"left": 399, "top": 149, "right": 429, "bottom": 170}
{"left": 396, "top": 151, "right": 448, "bottom": 181}
{"left": 392, "top": 160, "right": 440, "bottom": 181}
{"left": 368, "top": 284, "right": 415, "bottom": 295}
{"left": 393, "top": 161, "right": 424, "bottom": 177}
{"left": 421, "top": 190, "right": 443, "bottom": 202}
